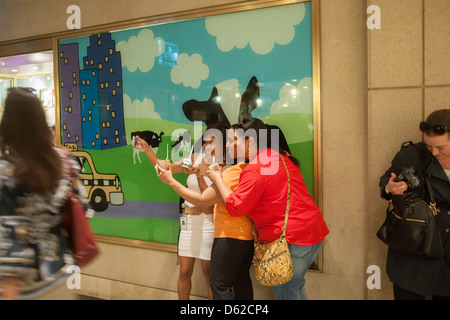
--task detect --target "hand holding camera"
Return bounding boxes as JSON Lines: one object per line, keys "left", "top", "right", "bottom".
{"left": 387, "top": 166, "right": 422, "bottom": 195}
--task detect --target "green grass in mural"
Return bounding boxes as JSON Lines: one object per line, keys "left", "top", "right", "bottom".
{"left": 260, "top": 112, "right": 313, "bottom": 145}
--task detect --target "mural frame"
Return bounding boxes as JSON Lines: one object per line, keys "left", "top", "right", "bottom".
{"left": 52, "top": 0, "right": 322, "bottom": 259}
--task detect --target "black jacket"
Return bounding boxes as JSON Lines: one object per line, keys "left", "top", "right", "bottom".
{"left": 379, "top": 142, "right": 450, "bottom": 297}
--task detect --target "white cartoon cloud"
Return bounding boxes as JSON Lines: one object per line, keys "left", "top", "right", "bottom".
{"left": 170, "top": 53, "right": 209, "bottom": 89}
{"left": 205, "top": 3, "right": 305, "bottom": 55}
{"left": 116, "top": 28, "right": 165, "bottom": 73}
{"left": 123, "top": 94, "right": 161, "bottom": 119}
{"left": 270, "top": 77, "right": 313, "bottom": 115}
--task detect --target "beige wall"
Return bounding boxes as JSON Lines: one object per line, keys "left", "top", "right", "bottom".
{"left": 367, "top": 0, "right": 450, "bottom": 300}
{"left": 1, "top": 0, "right": 449, "bottom": 300}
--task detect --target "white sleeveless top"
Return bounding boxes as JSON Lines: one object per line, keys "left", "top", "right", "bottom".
{"left": 184, "top": 174, "right": 212, "bottom": 208}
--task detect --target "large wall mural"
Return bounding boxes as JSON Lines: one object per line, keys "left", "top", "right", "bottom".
{"left": 57, "top": 1, "right": 315, "bottom": 245}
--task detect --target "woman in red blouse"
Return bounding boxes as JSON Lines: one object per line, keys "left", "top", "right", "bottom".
{"left": 207, "top": 118, "right": 329, "bottom": 300}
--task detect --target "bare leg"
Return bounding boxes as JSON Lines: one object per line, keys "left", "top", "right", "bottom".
{"left": 178, "top": 256, "right": 195, "bottom": 300}
{"left": 201, "top": 259, "right": 213, "bottom": 300}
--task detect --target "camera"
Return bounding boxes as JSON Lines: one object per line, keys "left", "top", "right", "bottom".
{"left": 394, "top": 166, "right": 421, "bottom": 190}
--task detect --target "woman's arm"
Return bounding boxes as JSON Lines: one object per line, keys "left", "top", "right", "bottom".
{"left": 379, "top": 143, "right": 422, "bottom": 199}
{"left": 135, "top": 136, "right": 158, "bottom": 167}
{"left": 197, "top": 174, "right": 209, "bottom": 193}
{"left": 206, "top": 169, "right": 232, "bottom": 202}
{"left": 158, "top": 168, "right": 220, "bottom": 208}
{"left": 134, "top": 136, "right": 197, "bottom": 174}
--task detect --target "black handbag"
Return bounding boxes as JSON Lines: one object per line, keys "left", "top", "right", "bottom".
{"left": 377, "top": 146, "right": 443, "bottom": 259}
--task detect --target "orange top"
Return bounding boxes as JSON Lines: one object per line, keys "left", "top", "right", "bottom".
{"left": 214, "top": 163, "right": 253, "bottom": 240}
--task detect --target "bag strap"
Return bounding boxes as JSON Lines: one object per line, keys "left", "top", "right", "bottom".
{"left": 280, "top": 155, "right": 291, "bottom": 237}
{"left": 253, "top": 155, "right": 291, "bottom": 242}
{"left": 412, "top": 144, "right": 438, "bottom": 215}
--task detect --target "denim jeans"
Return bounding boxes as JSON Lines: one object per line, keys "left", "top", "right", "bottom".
{"left": 272, "top": 241, "right": 323, "bottom": 300}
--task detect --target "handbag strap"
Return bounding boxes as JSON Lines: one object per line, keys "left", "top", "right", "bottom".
{"left": 412, "top": 144, "right": 437, "bottom": 215}
{"left": 253, "top": 154, "right": 291, "bottom": 242}
{"left": 280, "top": 154, "right": 291, "bottom": 237}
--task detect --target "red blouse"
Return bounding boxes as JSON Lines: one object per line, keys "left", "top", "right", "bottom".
{"left": 226, "top": 149, "right": 329, "bottom": 245}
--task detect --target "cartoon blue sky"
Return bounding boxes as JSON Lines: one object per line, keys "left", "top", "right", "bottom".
{"left": 60, "top": 2, "right": 312, "bottom": 127}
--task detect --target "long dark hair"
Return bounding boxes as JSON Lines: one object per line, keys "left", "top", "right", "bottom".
{"left": 0, "top": 87, "right": 62, "bottom": 194}
{"left": 237, "top": 118, "right": 300, "bottom": 168}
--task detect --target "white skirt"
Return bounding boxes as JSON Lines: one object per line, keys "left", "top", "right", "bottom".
{"left": 178, "top": 213, "right": 214, "bottom": 260}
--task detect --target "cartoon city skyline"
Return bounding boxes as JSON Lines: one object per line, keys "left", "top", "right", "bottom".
{"left": 59, "top": 33, "right": 126, "bottom": 150}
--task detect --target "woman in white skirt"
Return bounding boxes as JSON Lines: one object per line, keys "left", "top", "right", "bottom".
{"left": 135, "top": 136, "right": 214, "bottom": 300}
{"left": 178, "top": 173, "right": 214, "bottom": 299}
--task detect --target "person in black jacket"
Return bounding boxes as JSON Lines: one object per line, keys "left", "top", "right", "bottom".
{"left": 379, "top": 108, "right": 450, "bottom": 300}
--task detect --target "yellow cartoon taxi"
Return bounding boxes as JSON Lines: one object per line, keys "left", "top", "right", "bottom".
{"left": 65, "top": 143, "right": 124, "bottom": 211}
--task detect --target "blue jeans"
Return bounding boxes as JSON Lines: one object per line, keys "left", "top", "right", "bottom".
{"left": 272, "top": 241, "right": 323, "bottom": 300}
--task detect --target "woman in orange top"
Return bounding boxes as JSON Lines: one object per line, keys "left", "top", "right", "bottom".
{"left": 157, "top": 127, "right": 254, "bottom": 300}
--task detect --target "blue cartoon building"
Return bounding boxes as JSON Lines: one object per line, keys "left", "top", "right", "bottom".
{"left": 80, "top": 69, "right": 101, "bottom": 149}
{"left": 82, "top": 33, "right": 126, "bottom": 149}
{"left": 59, "top": 43, "right": 83, "bottom": 149}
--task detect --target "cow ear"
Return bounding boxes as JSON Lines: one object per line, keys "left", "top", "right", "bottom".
{"left": 182, "top": 86, "right": 230, "bottom": 127}
{"left": 239, "top": 76, "right": 259, "bottom": 121}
